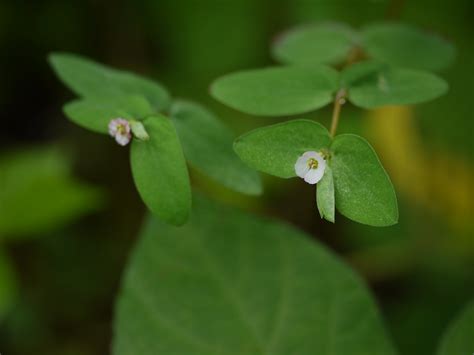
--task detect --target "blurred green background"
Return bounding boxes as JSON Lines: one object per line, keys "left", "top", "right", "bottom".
{"left": 0, "top": 0, "right": 472, "bottom": 354}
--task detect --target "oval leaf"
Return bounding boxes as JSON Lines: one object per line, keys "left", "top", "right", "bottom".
{"left": 64, "top": 96, "right": 153, "bottom": 134}
{"left": 130, "top": 115, "right": 191, "bottom": 226}
{"left": 49, "top": 52, "right": 170, "bottom": 111}
{"left": 170, "top": 100, "right": 262, "bottom": 195}
{"left": 437, "top": 300, "right": 474, "bottom": 355}
{"left": 362, "top": 23, "right": 455, "bottom": 71}
{"left": 342, "top": 61, "right": 448, "bottom": 108}
{"left": 211, "top": 66, "right": 339, "bottom": 116}
{"left": 273, "top": 22, "right": 358, "bottom": 65}
{"left": 234, "top": 119, "right": 331, "bottom": 178}
{"left": 113, "top": 197, "right": 397, "bottom": 355}
{"left": 316, "top": 165, "right": 335, "bottom": 222}
{"left": 331, "top": 134, "right": 398, "bottom": 226}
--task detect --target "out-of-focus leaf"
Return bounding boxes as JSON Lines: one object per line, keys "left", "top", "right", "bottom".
{"left": 64, "top": 96, "right": 153, "bottom": 134}
{"left": 0, "top": 248, "right": 17, "bottom": 321}
{"left": 49, "top": 52, "right": 170, "bottom": 111}
{"left": 341, "top": 61, "right": 448, "bottom": 108}
{"left": 234, "top": 119, "right": 331, "bottom": 178}
{"left": 130, "top": 115, "right": 191, "bottom": 226}
{"left": 211, "top": 66, "right": 339, "bottom": 116}
{"left": 272, "top": 22, "right": 358, "bottom": 65}
{"left": 362, "top": 23, "right": 455, "bottom": 71}
{"left": 113, "top": 197, "right": 397, "bottom": 355}
{"left": 170, "top": 100, "right": 262, "bottom": 195}
{"left": 331, "top": 134, "right": 398, "bottom": 226}
{"left": 316, "top": 165, "right": 335, "bottom": 222}
{"left": 437, "top": 300, "right": 474, "bottom": 355}
{"left": 0, "top": 147, "right": 102, "bottom": 240}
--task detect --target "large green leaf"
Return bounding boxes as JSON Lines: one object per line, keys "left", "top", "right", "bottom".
{"left": 272, "top": 22, "right": 358, "bottom": 65}
{"left": 64, "top": 95, "right": 153, "bottom": 134}
{"left": 49, "top": 52, "right": 170, "bottom": 111}
{"left": 234, "top": 119, "right": 331, "bottom": 178}
{"left": 0, "top": 147, "right": 103, "bottom": 240}
{"left": 211, "top": 66, "right": 339, "bottom": 116}
{"left": 316, "top": 165, "right": 335, "bottom": 222}
{"left": 341, "top": 61, "right": 448, "bottom": 108}
{"left": 330, "top": 134, "right": 398, "bottom": 226}
{"left": 170, "top": 100, "right": 262, "bottom": 195}
{"left": 437, "top": 300, "right": 474, "bottom": 355}
{"left": 113, "top": 197, "right": 397, "bottom": 355}
{"left": 362, "top": 23, "right": 455, "bottom": 71}
{"left": 130, "top": 115, "right": 191, "bottom": 226}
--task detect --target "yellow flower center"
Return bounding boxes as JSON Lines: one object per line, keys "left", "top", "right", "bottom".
{"left": 307, "top": 158, "right": 319, "bottom": 170}
{"left": 117, "top": 124, "right": 127, "bottom": 135}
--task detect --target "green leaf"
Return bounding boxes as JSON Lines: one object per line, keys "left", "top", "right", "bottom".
{"left": 49, "top": 52, "right": 170, "bottom": 111}
{"left": 64, "top": 95, "right": 153, "bottom": 134}
{"left": 130, "top": 115, "right": 191, "bottom": 226}
{"left": 113, "top": 197, "right": 397, "bottom": 355}
{"left": 0, "top": 249, "right": 17, "bottom": 321}
{"left": 234, "top": 119, "right": 331, "bottom": 178}
{"left": 330, "top": 134, "right": 398, "bottom": 226}
{"left": 316, "top": 166, "right": 335, "bottom": 222}
{"left": 437, "top": 300, "right": 474, "bottom": 355}
{"left": 341, "top": 61, "right": 448, "bottom": 108}
{"left": 0, "top": 147, "right": 103, "bottom": 240}
{"left": 170, "top": 100, "right": 262, "bottom": 195}
{"left": 362, "top": 23, "right": 456, "bottom": 71}
{"left": 211, "top": 66, "right": 339, "bottom": 116}
{"left": 272, "top": 22, "right": 358, "bottom": 65}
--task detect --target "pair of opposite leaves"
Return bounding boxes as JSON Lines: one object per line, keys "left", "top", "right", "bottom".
{"left": 209, "top": 22, "right": 453, "bottom": 227}
{"left": 49, "top": 53, "right": 261, "bottom": 226}
{"left": 211, "top": 22, "right": 452, "bottom": 116}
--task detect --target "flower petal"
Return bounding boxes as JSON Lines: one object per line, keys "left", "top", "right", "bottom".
{"left": 304, "top": 166, "right": 325, "bottom": 184}
{"left": 115, "top": 133, "right": 132, "bottom": 146}
{"left": 295, "top": 155, "right": 310, "bottom": 178}
{"left": 302, "top": 151, "right": 320, "bottom": 160}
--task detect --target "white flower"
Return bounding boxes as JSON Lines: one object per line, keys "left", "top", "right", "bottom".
{"left": 108, "top": 118, "right": 132, "bottom": 146}
{"left": 295, "top": 151, "right": 326, "bottom": 185}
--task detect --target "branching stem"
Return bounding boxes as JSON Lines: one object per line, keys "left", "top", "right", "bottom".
{"left": 330, "top": 89, "right": 347, "bottom": 137}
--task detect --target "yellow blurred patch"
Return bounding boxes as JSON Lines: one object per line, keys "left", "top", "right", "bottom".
{"left": 365, "top": 106, "right": 473, "bottom": 253}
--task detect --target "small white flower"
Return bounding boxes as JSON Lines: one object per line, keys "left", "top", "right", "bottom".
{"left": 108, "top": 118, "right": 132, "bottom": 146}
{"left": 295, "top": 151, "right": 326, "bottom": 185}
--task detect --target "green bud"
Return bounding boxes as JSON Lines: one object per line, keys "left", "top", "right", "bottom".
{"left": 130, "top": 120, "right": 150, "bottom": 141}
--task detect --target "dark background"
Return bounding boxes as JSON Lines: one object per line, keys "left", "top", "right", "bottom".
{"left": 0, "top": 0, "right": 473, "bottom": 354}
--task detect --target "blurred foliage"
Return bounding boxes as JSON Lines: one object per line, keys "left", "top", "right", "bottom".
{"left": 0, "top": 249, "right": 17, "bottom": 322}
{"left": 0, "top": 146, "right": 103, "bottom": 240}
{"left": 0, "top": 0, "right": 472, "bottom": 354}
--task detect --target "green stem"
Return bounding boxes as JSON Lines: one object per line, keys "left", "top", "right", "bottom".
{"left": 330, "top": 89, "right": 347, "bottom": 138}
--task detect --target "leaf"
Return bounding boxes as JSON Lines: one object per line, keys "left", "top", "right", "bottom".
{"left": 361, "top": 23, "right": 456, "bottom": 71}
{"left": 170, "top": 100, "right": 262, "bottom": 195}
{"left": 330, "top": 134, "right": 398, "bottom": 226}
{"left": 0, "top": 147, "right": 103, "bottom": 240}
{"left": 130, "top": 115, "right": 191, "bottom": 226}
{"left": 64, "top": 95, "right": 153, "bottom": 134}
{"left": 234, "top": 119, "right": 331, "bottom": 178}
{"left": 272, "top": 22, "right": 358, "bottom": 65}
{"left": 316, "top": 166, "right": 335, "bottom": 222}
{"left": 341, "top": 61, "right": 448, "bottom": 108}
{"left": 113, "top": 196, "right": 397, "bottom": 355}
{"left": 211, "top": 66, "right": 339, "bottom": 116}
{"left": 437, "top": 300, "right": 474, "bottom": 355}
{"left": 49, "top": 52, "right": 170, "bottom": 111}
